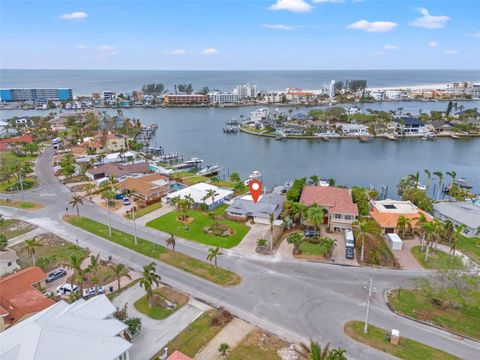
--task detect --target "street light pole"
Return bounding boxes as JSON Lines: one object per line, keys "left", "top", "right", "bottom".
{"left": 364, "top": 278, "right": 373, "bottom": 334}
{"left": 132, "top": 204, "right": 138, "bottom": 245}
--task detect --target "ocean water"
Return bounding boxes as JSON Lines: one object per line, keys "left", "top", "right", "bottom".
{"left": 1, "top": 69, "right": 479, "bottom": 95}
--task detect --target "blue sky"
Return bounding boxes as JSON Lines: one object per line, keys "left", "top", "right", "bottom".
{"left": 1, "top": 0, "right": 479, "bottom": 70}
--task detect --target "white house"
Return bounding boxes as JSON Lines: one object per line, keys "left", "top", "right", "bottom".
{"left": 433, "top": 202, "right": 480, "bottom": 238}
{"left": 164, "top": 182, "right": 233, "bottom": 209}
{"left": 0, "top": 294, "right": 132, "bottom": 360}
{"left": 250, "top": 108, "right": 269, "bottom": 122}
{"left": 339, "top": 124, "right": 369, "bottom": 136}
{"left": 0, "top": 249, "right": 20, "bottom": 276}
{"left": 208, "top": 92, "right": 240, "bottom": 104}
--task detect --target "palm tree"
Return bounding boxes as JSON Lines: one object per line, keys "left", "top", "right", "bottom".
{"left": 124, "top": 317, "right": 142, "bottom": 336}
{"left": 24, "top": 238, "right": 42, "bottom": 265}
{"left": 0, "top": 215, "right": 5, "bottom": 232}
{"left": 306, "top": 204, "right": 325, "bottom": 236}
{"left": 354, "top": 219, "right": 375, "bottom": 262}
{"left": 443, "top": 220, "right": 454, "bottom": 245}
{"left": 300, "top": 340, "right": 347, "bottom": 360}
{"left": 109, "top": 263, "right": 131, "bottom": 291}
{"left": 207, "top": 247, "right": 223, "bottom": 268}
{"left": 421, "top": 221, "right": 437, "bottom": 262}
{"left": 218, "top": 343, "right": 230, "bottom": 357}
{"left": 67, "top": 254, "right": 85, "bottom": 296}
{"left": 446, "top": 171, "right": 457, "bottom": 186}
{"left": 415, "top": 213, "right": 429, "bottom": 251}
{"left": 396, "top": 216, "right": 412, "bottom": 238}
{"left": 87, "top": 254, "right": 100, "bottom": 294}
{"left": 433, "top": 171, "right": 443, "bottom": 200}
{"left": 409, "top": 171, "right": 420, "bottom": 188}
{"left": 69, "top": 195, "right": 83, "bottom": 217}
{"left": 202, "top": 189, "right": 219, "bottom": 209}
{"left": 450, "top": 224, "right": 465, "bottom": 255}
{"left": 424, "top": 169, "right": 432, "bottom": 192}
{"left": 309, "top": 175, "right": 319, "bottom": 186}
{"left": 125, "top": 189, "right": 138, "bottom": 245}
{"left": 229, "top": 171, "right": 241, "bottom": 183}
{"left": 101, "top": 190, "right": 115, "bottom": 236}
{"left": 291, "top": 202, "right": 307, "bottom": 224}
{"left": 139, "top": 262, "right": 161, "bottom": 307}
{"left": 287, "top": 232, "right": 303, "bottom": 255}
{"left": 166, "top": 233, "right": 176, "bottom": 255}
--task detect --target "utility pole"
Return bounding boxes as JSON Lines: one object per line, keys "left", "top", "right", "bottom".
{"left": 364, "top": 278, "right": 373, "bottom": 334}
{"left": 19, "top": 172, "right": 25, "bottom": 201}
{"left": 132, "top": 205, "right": 138, "bottom": 245}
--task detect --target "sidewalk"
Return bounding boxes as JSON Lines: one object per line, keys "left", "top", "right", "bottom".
{"left": 7, "top": 227, "right": 48, "bottom": 247}
{"left": 135, "top": 204, "right": 175, "bottom": 226}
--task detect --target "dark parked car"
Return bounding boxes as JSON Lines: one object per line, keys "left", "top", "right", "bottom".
{"left": 345, "top": 247, "right": 354, "bottom": 260}
{"left": 303, "top": 229, "right": 320, "bottom": 238}
{"left": 46, "top": 268, "right": 67, "bottom": 283}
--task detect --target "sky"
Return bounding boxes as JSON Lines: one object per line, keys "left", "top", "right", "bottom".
{"left": 0, "top": 0, "right": 479, "bottom": 70}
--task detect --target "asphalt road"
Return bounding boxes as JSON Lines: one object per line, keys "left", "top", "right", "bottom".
{"left": 1, "top": 146, "right": 478, "bottom": 360}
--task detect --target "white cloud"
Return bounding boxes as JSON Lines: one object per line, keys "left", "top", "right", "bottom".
{"left": 61, "top": 11, "right": 88, "bottom": 20}
{"left": 201, "top": 48, "right": 218, "bottom": 56}
{"left": 262, "top": 24, "right": 296, "bottom": 31}
{"left": 77, "top": 44, "right": 87, "bottom": 50}
{"left": 270, "top": 0, "right": 312, "bottom": 13}
{"left": 313, "top": 0, "right": 344, "bottom": 3}
{"left": 97, "top": 45, "right": 117, "bottom": 57}
{"left": 384, "top": 44, "right": 398, "bottom": 50}
{"left": 347, "top": 20, "right": 398, "bottom": 33}
{"left": 411, "top": 8, "right": 449, "bottom": 29}
{"left": 165, "top": 49, "right": 188, "bottom": 56}
{"left": 428, "top": 41, "right": 438, "bottom": 48}
{"left": 443, "top": 50, "right": 458, "bottom": 55}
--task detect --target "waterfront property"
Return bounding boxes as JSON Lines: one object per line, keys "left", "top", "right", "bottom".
{"left": 225, "top": 193, "right": 285, "bottom": 224}
{"left": 117, "top": 173, "right": 170, "bottom": 205}
{"left": 85, "top": 162, "right": 150, "bottom": 181}
{"left": 370, "top": 199, "right": 432, "bottom": 234}
{"left": 164, "top": 94, "right": 208, "bottom": 105}
{"left": 395, "top": 116, "right": 427, "bottom": 136}
{"left": 0, "top": 88, "right": 73, "bottom": 102}
{"left": 433, "top": 201, "right": 480, "bottom": 238}
{"left": 0, "top": 294, "right": 132, "bottom": 359}
{"left": 300, "top": 186, "right": 358, "bottom": 232}
{"left": 164, "top": 182, "right": 233, "bottom": 210}
{"left": 0, "top": 267, "right": 55, "bottom": 330}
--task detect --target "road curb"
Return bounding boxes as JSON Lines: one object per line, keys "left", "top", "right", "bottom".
{"left": 384, "top": 288, "right": 480, "bottom": 343}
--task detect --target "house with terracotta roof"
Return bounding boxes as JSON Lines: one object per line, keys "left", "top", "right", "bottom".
{"left": 117, "top": 173, "right": 170, "bottom": 205}
{"left": 167, "top": 350, "right": 193, "bottom": 360}
{"left": 370, "top": 199, "right": 432, "bottom": 234}
{"left": 86, "top": 162, "right": 151, "bottom": 180}
{"left": 0, "top": 135, "right": 34, "bottom": 152}
{"left": 300, "top": 186, "right": 359, "bottom": 231}
{"left": 0, "top": 266, "right": 55, "bottom": 331}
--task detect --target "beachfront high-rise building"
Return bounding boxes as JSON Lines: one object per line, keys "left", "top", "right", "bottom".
{"left": 0, "top": 88, "right": 73, "bottom": 102}
{"left": 234, "top": 84, "right": 257, "bottom": 99}
{"left": 329, "top": 80, "right": 336, "bottom": 99}
{"left": 208, "top": 91, "right": 240, "bottom": 104}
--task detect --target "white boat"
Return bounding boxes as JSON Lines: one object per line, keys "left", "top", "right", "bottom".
{"left": 244, "top": 170, "right": 262, "bottom": 185}
{"left": 197, "top": 165, "right": 221, "bottom": 176}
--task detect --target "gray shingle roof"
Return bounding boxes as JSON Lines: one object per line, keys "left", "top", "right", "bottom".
{"left": 433, "top": 202, "right": 480, "bottom": 229}
{"left": 226, "top": 193, "right": 285, "bottom": 219}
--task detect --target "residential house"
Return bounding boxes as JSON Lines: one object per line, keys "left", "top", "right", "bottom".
{"left": 250, "top": 108, "right": 269, "bottom": 122}
{"left": 0, "top": 249, "right": 20, "bottom": 276}
{"left": 370, "top": 199, "right": 432, "bottom": 234}
{"left": 428, "top": 121, "right": 454, "bottom": 134}
{"left": 339, "top": 124, "right": 369, "bottom": 136}
{"left": 0, "top": 135, "right": 34, "bottom": 152}
{"left": 0, "top": 294, "right": 132, "bottom": 359}
{"left": 106, "top": 133, "right": 127, "bottom": 152}
{"left": 300, "top": 186, "right": 359, "bottom": 231}
{"left": 433, "top": 202, "right": 480, "bottom": 238}
{"left": 86, "top": 162, "right": 150, "bottom": 181}
{"left": 117, "top": 173, "right": 170, "bottom": 205}
{"left": 395, "top": 117, "right": 427, "bottom": 136}
{"left": 164, "top": 182, "right": 233, "bottom": 210}
{"left": 226, "top": 193, "right": 285, "bottom": 224}
{"left": 0, "top": 267, "right": 55, "bottom": 331}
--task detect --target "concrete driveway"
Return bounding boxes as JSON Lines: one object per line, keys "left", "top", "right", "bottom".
{"left": 234, "top": 221, "right": 269, "bottom": 254}
{"left": 328, "top": 231, "right": 358, "bottom": 266}
{"left": 113, "top": 283, "right": 210, "bottom": 360}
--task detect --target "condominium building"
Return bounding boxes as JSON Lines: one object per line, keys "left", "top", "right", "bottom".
{"left": 0, "top": 88, "right": 73, "bottom": 102}
{"left": 234, "top": 84, "right": 257, "bottom": 99}
{"left": 208, "top": 91, "right": 240, "bottom": 104}
{"left": 164, "top": 94, "right": 208, "bottom": 105}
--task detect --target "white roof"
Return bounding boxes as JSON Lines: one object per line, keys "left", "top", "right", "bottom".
{"left": 165, "top": 182, "right": 233, "bottom": 206}
{"left": 387, "top": 233, "right": 403, "bottom": 244}
{"left": 372, "top": 199, "right": 420, "bottom": 214}
{"left": 433, "top": 201, "right": 480, "bottom": 229}
{"left": 0, "top": 295, "right": 131, "bottom": 360}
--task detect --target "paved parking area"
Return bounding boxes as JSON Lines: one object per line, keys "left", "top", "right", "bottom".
{"left": 327, "top": 230, "right": 358, "bottom": 266}
{"left": 394, "top": 237, "right": 423, "bottom": 270}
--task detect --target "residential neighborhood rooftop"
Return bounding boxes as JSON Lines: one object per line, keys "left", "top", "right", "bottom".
{"left": 300, "top": 186, "right": 358, "bottom": 215}
{"left": 433, "top": 201, "right": 480, "bottom": 229}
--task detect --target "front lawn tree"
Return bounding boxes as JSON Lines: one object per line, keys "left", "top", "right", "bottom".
{"left": 139, "top": 262, "right": 161, "bottom": 308}
{"left": 69, "top": 195, "right": 83, "bottom": 217}
{"left": 287, "top": 232, "right": 303, "bottom": 255}
{"left": 207, "top": 246, "right": 223, "bottom": 268}
{"left": 24, "top": 238, "right": 42, "bottom": 265}
{"left": 166, "top": 233, "right": 176, "bottom": 255}
{"left": 354, "top": 219, "right": 375, "bottom": 262}
{"left": 306, "top": 204, "right": 325, "bottom": 236}
{"left": 110, "top": 263, "right": 131, "bottom": 291}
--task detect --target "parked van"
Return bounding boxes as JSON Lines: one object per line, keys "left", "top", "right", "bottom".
{"left": 344, "top": 229, "right": 355, "bottom": 248}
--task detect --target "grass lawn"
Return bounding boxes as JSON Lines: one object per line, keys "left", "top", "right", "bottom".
{"left": 66, "top": 216, "right": 240, "bottom": 286}
{"left": 455, "top": 236, "right": 480, "bottom": 261}
{"left": 0, "top": 177, "right": 37, "bottom": 192}
{"left": 146, "top": 207, "right": 249, "bottom": 249}
{"left": 2, "top": 219, "right": 36, "bottom": 239}
{"left": 410, "top": 246, "right": 463, "bottom": 270}
{"left": 344, "top": 320, "right": 459, "bottom": 360}
{"left": 228, "top": 330, "right": 287, "bottom": 360}
{"left": 12, "top": 233, "right": 88, "bottom": 272}
{"left": 297, "top": 238, "right": 334, "bottom": 259}
{"left": 126, "top": 202, "right": 162, "bottom": 220}
{"left": 0, "top": 152, "right": 37, "bottom": 163}
{"left": 162, "top": 309, "right": 231, "bottom": 358}
{"left": 0, "top": 199, "right": 43, "bottom": 210}
{"left": 388, "top": 289, "right": 480, "bottom": 340}
{"left": 134, "top": 287, "right": 188, "bottom": 320}
{"left": 70, "top": 262, "right": 129, "bottom": 286}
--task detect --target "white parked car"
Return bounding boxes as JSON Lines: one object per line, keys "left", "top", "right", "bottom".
{"left": 83, "top": 286, "right": 105, "bottom": 297}
{"left": 56, "top": 283, "right": 78, "bottom": 295}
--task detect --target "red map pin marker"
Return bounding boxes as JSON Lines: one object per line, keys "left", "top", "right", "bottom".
{"left": 249, "top": 179, "right": 262, "bottom": 204}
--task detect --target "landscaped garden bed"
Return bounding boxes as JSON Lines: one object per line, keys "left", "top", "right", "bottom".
{"left": 134, "top": 286, "right": 188, "bottom": 320}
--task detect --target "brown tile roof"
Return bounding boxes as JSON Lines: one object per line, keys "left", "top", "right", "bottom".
{"left": 370, "top": 208, "right": 432, "bottom": 229}
{"left": 117, "top": 173, "right": 169, "bottom": 197}
{"left": 300, "top": 186, "right": 358, "bottom": 215}
{"left": 71, "top": 146, "right": 87, "bottom": 156}
{"left": 0, "top": 267, "right": 55, "bottom": 325}
{"left": 88, "top": 162, "right": 150, "bottom": 178}
{"left": 167, "top": 351, "right": 193, "bottom": 360}
{"left": 0, "top": 135, "right": 34, "bottom": 144}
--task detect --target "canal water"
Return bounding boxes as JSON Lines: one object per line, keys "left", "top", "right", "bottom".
{"left": 2, "top": 100, "right": 479, "bottom": 195}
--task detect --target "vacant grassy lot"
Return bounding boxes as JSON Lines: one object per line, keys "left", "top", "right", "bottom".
{"left": 134, "top": 287, "right": 188, "bottom": 320}
{"left": 126, "top": 202, "right": 162, "bottom": 220}
{"left": 345, "top": 320, "right": 459, "bottom": 360}
{"left": 410, "top": 246, "right": 463, "bottom": 270}
{"left": 455, "top": 236, "right": 480, "bottom": 261}
{"left": 12, "top": 233, "right": 88, "bottom": 271}
{"left": 163, "top": 309, "right": 231, "bottom": 358}
{"left": 147, "top": 206, "right": 249, "bottom": 249}
{"left": 388, "top": 289, "right": 480, "bottom": 340}
{"left": 228, "top": 330, "right": 287, "bottom": 360}
{"left": 2, "top": 219, "right": 36, "bottom": 239}
{"left": 66, "top": 216, "right": 240, "bottom": 286}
